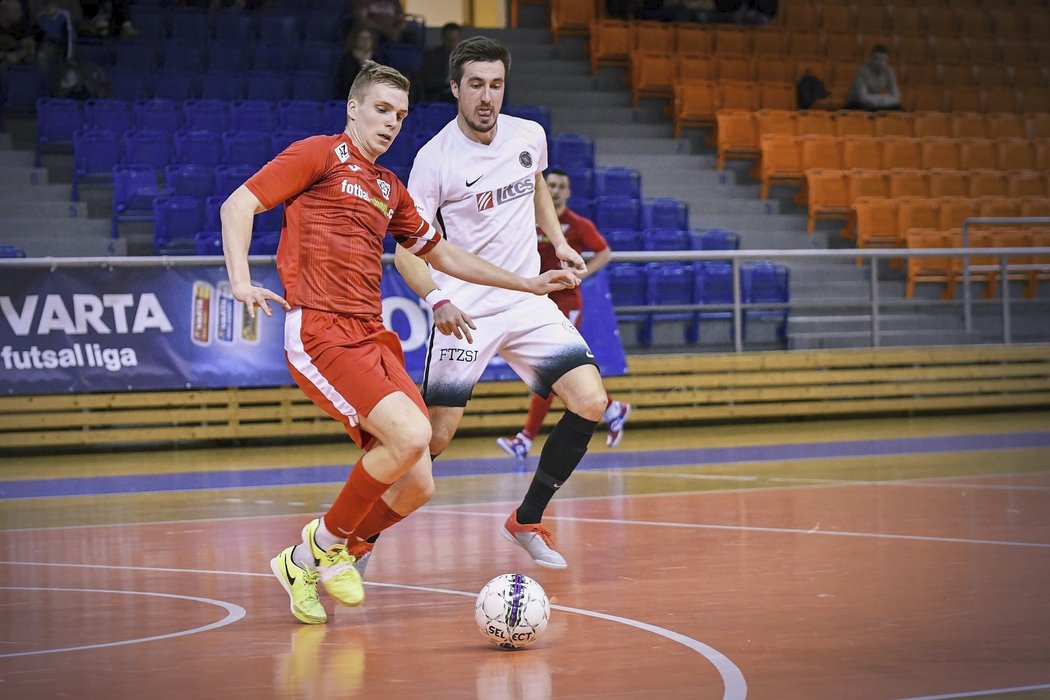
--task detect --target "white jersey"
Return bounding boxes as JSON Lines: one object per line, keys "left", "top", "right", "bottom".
{"left": 408, "top": 114, "right": 548, "bottom": 318}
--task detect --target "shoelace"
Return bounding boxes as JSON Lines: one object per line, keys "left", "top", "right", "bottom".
{"left": 301, "top": 570, "right": 321, "bottom": 603}
{"left": 323, "top": 545, "right": 358, "bottom": 571}
{"left": 528, "top": 525, "right": 557, "bottom": 548}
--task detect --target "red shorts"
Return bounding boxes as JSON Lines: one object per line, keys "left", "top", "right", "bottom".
{"left": 284, "top": 307, "right": 427, "bottom": 450}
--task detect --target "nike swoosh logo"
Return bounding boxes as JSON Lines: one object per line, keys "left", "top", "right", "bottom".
{"left": 284, "top": 553, "right": 297, "bottom": 585}
{"left": 585, "top": 351, "right": 595, "bottom": 359}
{"left": 466, "top": 175, "right": 484, "bottom": 187}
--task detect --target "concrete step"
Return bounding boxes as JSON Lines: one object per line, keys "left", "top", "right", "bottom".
{"left": 689, "top": 212, "right": 810, "bottom": 231}
{"left": 512, "top": 58, "right": 590, "bottom": 78}
{"left": 2, "top": 217, "right": 110, "bottom": 238}
{"left": 0, "top": 132, "right": 12, "bottom": 149}
{"left": 0, "top": 166, "right": 49, "bottom": 187}
{"left": 0, "top": 199, "right": 89, "bottom": 218}
{"left": 656, "top": 191, "right": 782, "bottom": 215}
{"left": 788, "top": 328, "right": 978, "bottom": 350}
{"left": 595, "top": 152, "right": 718, "bottom": 171}
{"left": 0, "top": 149, "right": 34, "bottom": 167}
{"left": 558, "top": 121, "right": 675, "bottom": 140}
{"left": 0, "top": 231, "right": 126, "bottom": 257}
{"left": 598, "top": 136, "right": 693, "bottom": 156}
{"left": 514, "top": 87, "right": 633, "bottom": 110}
{"left": 0, "top": 182, "right": 73, "bottom": 200}
{"left": 551, "top": 102, "right": 666, "bottom": 130}
{"left": 788, "top": 313, "right": 964, "bottom": 333}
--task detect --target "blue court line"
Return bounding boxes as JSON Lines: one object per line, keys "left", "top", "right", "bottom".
{"left": 1, "top": 431, "right": 1048, "bottom": 500}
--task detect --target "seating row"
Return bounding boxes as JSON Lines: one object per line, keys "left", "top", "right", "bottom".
{"left": 779, "top": 2, "right": 1049, "bottom": 36}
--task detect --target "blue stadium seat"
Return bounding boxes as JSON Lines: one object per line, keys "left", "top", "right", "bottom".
{"left": 183, "top": 99, "right": 229, "bottom": 132}
{"left": 206, "top": 42, "right": 251, "bottom": 72}
{"left": 251, "top": 43, "right": 298, "bottom": 72}
{"left": 603, "top": 228, "right": 644, "bottom": 251}
{"left": 210, "top": 11, "right": 254, "bottom": 42}
{"left": 195, "top": 231, "right": 223, "bottom": 255}
{"left": 257, "top": 14, "right": 300, "bottom": 44}
{"left": 271, "top": 130, "right": 310, "bottom": 156}
{"left": 245, "top": 71, "right": 289, "bottom": 101}
{"left": 149, "top": 69, "right": 197, "bottom": 101}
{"left": 127, "top": 6, "right": 165, "bottom": 40}
{"left": 416, "top": 102, "right": 456, "bottom": 139}
{"left": 560, "top": 167, "right": 594, "bottom": 200}
{"left": 298, "top": 43, "right": 340, "bottom": 71}
{"left": 222, "top": 130, "right": 272, "bottom": 167}
{"left": 72, "top": 128, "right": 121, "bottom": 199}
{"left": 133, "top": 98, "right": 182, "bottom": 133}
{"left": 204, "top": 195, "right": 223, "bottom": 230}
{"left": 76, "top": 41, "right": 112, "bottom": 67}
{"left": 199, "top": 70, "right": 245, "bottom": 101}
{"left": 694, "top": 261, "right": 737, "bottom": 343}
{"left": 172, "top": 130, "right": 222, "bottom": 167}
{"left": 278, "top": 100, "right": 324, "bottom": 133}
{"left": 551, "top": 133, "right": 595, "bottom": 170}
{"left": 2, "top": 64, "right": 46, "bottom": 113}
{"left": 379, "top": 43, "right": 425, "bottom": 74}
{"left": 596, "top": 166, "right": 641, "bottom": 199}
{"left": 643, "top": 228, "right": 691, "bottom": 251}
{"left": 606, "top": 262, "right": 649, "bottom": 345}
{"left": 166, "top": 164, "right": 216, "bottom": 198}
{"left": 153, "top": 195, "right": 206, "bottom": 254}
{"left": 112, "top": 164, "right": 165, "bottom": 236}
{"left": 161, "top": 43, "right": 205, "bottom": 72}
{"left": 0, "top": 245, "right": 27, "bottom": 258}
{"left": 646, "top": 262, "right": 696, "bottom": 343}
{"left": 743, "top": 262, "right": 790, "bottom": 342}
{"left": 230, "top": 100, "right": 277, "bottom": 132}
{"left": 35, "top": 98, "right": 82, "bottom": 165}
{"left": 569, "top": 198, "right": 596, "bottom": 221}
{"left": 504, "top": 103, "right": 552, "bottom": 136}
{"left": 324, "top": 100, "right": 347, "bottom": 132}
{"left": 122, "top": 129, "right": 172, "bottom": 170}
{"left": 254, "top": 204, "right": 284, "bottom": 234}
{"left": 693, "top": 228, "right": 741, "bottom": 250}
{"left": 643, "top": 198, "right": 689, "bottom": 230}
{"left": 376, "top": 126, "right": 419, "bottom": 172}
{"left": 84, "top": 99, "right": 132, "bottom": 132}
{"left": 107, "top": 67, "right": 149, "bottom": 101}
{"left": 169, "top": 8, "right": 210, "bottom": 43}
{"left": 215, "top": 165, "right": 256, "bottom": 198}
{"left": 249, "top": 231, "right": 281, "bottom": 255}
{"left": 302, "top": 11, "right": 341, "bottom": 42}
{"left": 290, "top": 70, "right": 336, "bottom": 102}
{"left": 595, "top": 196, "right": 642, "bottom": 231}
{"left": 113, "top": 42, "right": 158, "bottom": 70}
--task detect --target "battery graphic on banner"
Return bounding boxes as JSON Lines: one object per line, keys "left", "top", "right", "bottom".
{"left": 216, "top": 282, "right": 236, "bottom": 344}
{"left": 240, "top": 280, "right": 260, "bottom": 343}
{"left": 191, "top": 281, "right": 213, "bottom": 346}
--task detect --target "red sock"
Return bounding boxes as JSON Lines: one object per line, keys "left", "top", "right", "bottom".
{"left": 323, "top": 459, "right": 391, "bottom": 538}
{"left": 350, "top": 498, "right": 405, "bottom": 542}
{"left": 522, "top": 393, "right": 554, "bottom": 440}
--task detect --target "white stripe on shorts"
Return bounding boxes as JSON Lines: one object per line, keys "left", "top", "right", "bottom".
{"left": 284, "top": 307, "right": 359, "bottom": 427}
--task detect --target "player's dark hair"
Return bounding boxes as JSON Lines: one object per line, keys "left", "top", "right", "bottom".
{"left": 348, "top": 60, "right": 410, "bottom": 102}
{"left": 448, "top": 36, "right": 511, "bottom": 85}
{"left": 871, "top": 44, "right": 889, "bottom": 55}
{"left": 545, "top": 168, "right": 570, "bottom": 183}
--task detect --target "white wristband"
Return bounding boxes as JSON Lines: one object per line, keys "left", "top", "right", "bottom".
{"left": 423, "top": 289, "right": 447, "bottom": 308}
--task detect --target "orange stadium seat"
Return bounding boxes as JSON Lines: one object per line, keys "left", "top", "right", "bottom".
{"left": 1026, "top": 229, "right": 1050, "bottom": 297}
{"left": 968, "top": 170, "right": 1010, "bottom": 198}
{"left": 801, "top": 135, "right": 842, "bottom": 173}
{"left": 913, "top": 112, "right": 952, "bottom": 139}
{"left": 968, "top": 38, "right": 1000, "bottom": 65}
{"left": 973, "top": 65, "right": 1010, "bottom": 89}
{"left": 896, "top": 36, "right": 930, "bottom": 65}
{"left": 719, "top": 81, "right": 758, "bottom": 110}
{"left": 938, "top": 196, "right": 979, "bottom": 231}
{"left": 986, "top": 113, "right": 1027, "bottom": 139}
{"left": 932, "top": 37, "right": 967, "bottom": 64}
{"left": 753, "top": 56, "right": 796, "bottom": 84}
{"left": 951, "top": 113, "right": 988, "bottom": 139}
{"left": 672, "top": 80, "right": 717, "bottom": 137}
{"left": 922, "top": 138, "right": 962, "bottom": 170}
{"left": 788, "top": 30, "right": 823, "bottom": 58}
{"left": 759, "top": 82, "right": 797, "bottom": 111}
{"left": 1008, "top": 171, "right": 1049, "bottom": 198}
{"left": 977, "top": 195, "right": 1022, "bottom": 219}
{"left": 959, "top": 139, "right": 999, "bottom": 170}
{"left": 948, "top": 90, "right": 982, "bottom": 114}
{"left": 906, "top": 228, "right": 957, "bottom": 298}
{"left": 675, "top": 24, "right": 713, "bottom": 53}
{"left": 676, "top": 53, "right": 716, "bottom": 82}
{"left": 997, "top": 138, "right": 1037, "bottom": 171}
{"left": 994, "top": 11, "right": 1027, "bottom": 38}
{"left": 633, "top": 21, "right": 675, "bottom": 53}
{"left": 796, "top": 110, "right": 836, "bottom": 137}
{"left": 715, "top": 109, "right": 758, "bottom": 170}
{"left": 891, "top": 6, "right": 923, "bottom": 35}
{"left": 841, "top": 136, "right": 882, "bottom": 170}
{"left": 1020, "top": 89, "right": 1050, "bottom": 113}
{"left": 589, "top": 19, "right": 632, "bottom": 74}
{"left": 630, "top": 51, "right": 674, "bottom": 107}
{"left": 983, "top": 87, "right": 1020, "bottom": 114}
{"left": 717, "top": 55, "right": 752, "bottom": 82}
{"left": 805, "top": 168, "right": 850, "bottom": 232}
{"left": 1009, "top": 65, "right": 1046, "bottom": 89}
{"left": 873, "top": 112, "right": 913, "bottom": 138}
{"left": 820, "top": 4, "right": 853, "bottom": 33}
{"left": 759, "top": 133, "right": 803, "bottom": 199}
{"left": 834, "top": 111, "right": 875, "bottom": 137}
{"left": 928, "top": 169, "right": 970, "bottom": 198}
{"left": 752, "top": 30, "right": 786, "bottom": 56}
{"left": 1030, "top": 115, "right": 1050, "bottom": 139}
{"left": 783, "top": 2, "right": 818, "bottom": 30}
{"left": 881, "top": 137, "right": 923, "bottom": 170}
{"left": 889, "top": 168, "right": 929, "bottom": 199}
{"left": 906, "top": 87, "right": 948, "bottom": 112}
{"left": 855, "top": 5, "right": 889, "bottom": 32}
{"left": 844, "top": 168, "right": 890, "bottom": 239}
{"left": 925, "top": 6, "right": 957, "bottom": 35}
{"left": 854, "top": 197, "right": 901, "bottom": 254}
{"left": 1021, "top": 196, "right": 1050, "bottom": 218}
{"left": 755, "top": 109, "right": 797, "bottom": 137}
{"left": 1037, "top": 140, "right": 1050, "bottom": 170}
{"left": 1000, "top": 40, "right": 1033, "bottom": 65}
{"left": 824, "top": 32, "right": 861, "bottom": 60}
{"left": 988, "top": 229, "right": 1035, "bottom": 297}
{"left": 898, "top": 196, "right": 941, "bottom": 240}
{"left": 714, "top": 26, "right": 749, "bottom": 54}
{"left": 956, "top": 7, "right": 993, "bottom": 37}
{"left": 903, "top": 62, "right": 939, "bottom": 88}
{"left": 551, "top": 0, "right": 596, "bottom": 43}
{"left": 939, "top": 63, "right": 973, "bottom": 89}
{"left": 956, "top": 229, "right": 999, "bottom": 299}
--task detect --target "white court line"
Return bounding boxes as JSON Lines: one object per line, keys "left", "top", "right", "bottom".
{"left": 422, "top": 510, "right": 1050, "bottom": 550}
{"left": 896, "top": 682, "right": 1050, "bottom": 699}
{"left": 0, "top": 586, "right": 245, "bottom": 658}
{"left": 0, "top": 561, "right": 747, "bottom": 700}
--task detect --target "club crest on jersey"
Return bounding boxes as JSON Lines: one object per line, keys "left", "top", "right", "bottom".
{"left": 475, "top": 175, "right": 535, "bottom": 212}
{"left": 376, "top": 178, "right": 390, "bottom": 199}
{"left": 334, "top": 143, "right": 351, "bottom": 163}
{"left": 519, "top": 151, "right": 533, "bottom": 168}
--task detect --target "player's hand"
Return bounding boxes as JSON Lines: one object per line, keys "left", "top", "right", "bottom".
{"left": 231, "top": 281, "right": 290, "bottom": 318}
{"left": 433, "top": 302, "right": 477, "bottom": 344}
{"left": 555, "top": 244, "right": 587, "bottom": 279}
{"left": 527, "top": 270, "right": 578, "bottom": 296}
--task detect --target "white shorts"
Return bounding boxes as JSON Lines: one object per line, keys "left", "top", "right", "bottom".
{"left": 422, "top": 294, "right": 596, "bottom": 407}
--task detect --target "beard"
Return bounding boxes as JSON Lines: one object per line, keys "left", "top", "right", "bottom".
{"left": 464, "top": 109, "right": 497, "bottom": 134}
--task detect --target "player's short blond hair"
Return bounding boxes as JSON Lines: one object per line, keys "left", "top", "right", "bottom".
{"left": 348, "top": 60, "right": 410, "bottom": 102}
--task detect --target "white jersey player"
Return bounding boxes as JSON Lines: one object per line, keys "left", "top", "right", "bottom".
{"left": 385, "top": 36, "right": 612, "bottom": 570}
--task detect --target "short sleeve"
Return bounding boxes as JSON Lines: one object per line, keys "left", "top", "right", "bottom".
{"left": 389, "top": 179, "right": 439, "bottom": 256}
{"left": 579, "top": 217, "right": 609, "bottom": 253}
{"left": 532, "top": 121, "right": 548, "bottom": 174}
{"left": 245, "top": 136, "right": 327, "bottom": 210}
{"left": 407, "top": 145, "right": 442, "bottom": 225}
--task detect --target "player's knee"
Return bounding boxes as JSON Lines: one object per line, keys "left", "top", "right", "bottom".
{"left": 412, "top": 476, "right": 436, "bottom": 507}
{"left": 428, "top": 425, "right": 455, "bottom": 456}
{"left": 567, "top": 387, "right": 607, "bottom": 422}
{"left": 392, "top": 421, "right": 432, "bottom": 467}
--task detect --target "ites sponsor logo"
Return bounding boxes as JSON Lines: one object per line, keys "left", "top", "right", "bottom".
{"left": 475, "top": 176, "right": 535, "bottom": 212}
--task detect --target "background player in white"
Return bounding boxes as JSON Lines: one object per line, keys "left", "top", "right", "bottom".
{"left": 388, "top": 36, "right": 611, "bottom": 570}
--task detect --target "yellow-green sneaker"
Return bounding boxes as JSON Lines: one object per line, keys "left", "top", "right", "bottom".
{"left": 301, "top": 518, "right": 365, "bottom": 607}
{"left": 270, "top": 546, "right": 327, "bottom": 625}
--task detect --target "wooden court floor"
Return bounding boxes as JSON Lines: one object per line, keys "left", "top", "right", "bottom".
{"left": 1, "top": 411, "right": 1049, "bottom": 700}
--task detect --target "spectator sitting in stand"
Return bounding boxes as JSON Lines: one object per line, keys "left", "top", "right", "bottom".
{"left": 845, "top": 45, "right": 902, "bottom": 111}
{"left": 350, "top": 0, "right": 405, "bottom": 45}
{"left": 0, "top": 0, "right": 37, "bottom": 73}
{"left": 422, "top": 21, "right": 460, "bottom": 103}
{"left": 338, "top": 25, "right": 375, "bottom": 100}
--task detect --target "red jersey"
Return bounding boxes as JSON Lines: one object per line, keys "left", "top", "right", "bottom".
{"left": 538, "top": 207, "right": 609, "bottom": 310}
{"left": 246, "top": 134, "right": 438, "bottom": 316}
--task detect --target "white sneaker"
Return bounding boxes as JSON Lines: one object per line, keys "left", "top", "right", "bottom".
{"left": 501, "top": 513, "right": 567, "bottom": 569}
{"left": 606, "top": 402, "right": 632, "bottom": 448}
{"left": 496, "top": 433, "right": 531, "bottom": 461}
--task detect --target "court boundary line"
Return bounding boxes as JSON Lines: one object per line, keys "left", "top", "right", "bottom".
{"left": 895, "top": 681, "right": 1050, "bottom": 699}
{"left": 0, "top": 586, "right": 245, "bottom": 658}
{"left": 0, "top": 561, "right": 747, "bottom": 700}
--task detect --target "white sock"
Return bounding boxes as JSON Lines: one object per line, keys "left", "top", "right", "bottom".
{"left": 313, "top": 517, "right": 346, "bottom": 552}
{"left": 291, "top": 543, "right": 315, "bottom": 570}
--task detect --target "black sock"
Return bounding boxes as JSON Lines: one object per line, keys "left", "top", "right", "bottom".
{"left": 516, "top": 410, "right": 598, "bottom": 524}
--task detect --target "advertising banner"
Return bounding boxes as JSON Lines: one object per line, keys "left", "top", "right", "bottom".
{"left": 1, "top": 262, "right": 627, "bottom": 396}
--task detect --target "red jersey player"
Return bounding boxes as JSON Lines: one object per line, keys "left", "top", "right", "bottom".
{"left": 221, "top": 61, "right": 578, "bottom": 625}
{"left": 496, "top": 169, "right": 631, "bottom": 462}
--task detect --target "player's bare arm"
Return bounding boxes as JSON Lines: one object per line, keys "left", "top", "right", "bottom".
{"left": 533, "top": 173, "right": 586, "bottom": 276}
{"left": 583, "top": 248, "right": 613, "bottom": 280}
{"left": 394, "top": 245, "right": 478, "bottom": 343}
{"left": 220, "top": 185, "right": 290, "bottom": 318}
{"left": 423, "top": 237, "right": 577, "bottom": 295}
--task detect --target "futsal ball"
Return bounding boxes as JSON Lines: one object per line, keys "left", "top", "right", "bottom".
{"left": 474, "top": 573, "right": 551, "bottom": 650}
